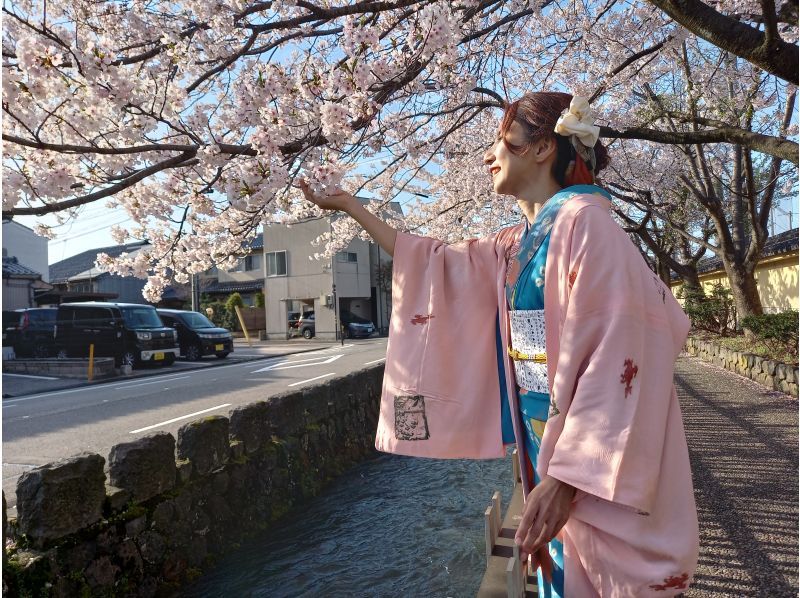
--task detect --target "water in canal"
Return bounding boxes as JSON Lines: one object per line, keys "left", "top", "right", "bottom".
{"left": 183, "top": 451, "right": 515, "bottom": 597}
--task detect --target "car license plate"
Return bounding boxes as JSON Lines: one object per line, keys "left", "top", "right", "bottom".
{"left": 154, "top": 352, "right": 164, "bottom": 360}
{"left": 215, "top": 344, "right": 224, "bottom": 351}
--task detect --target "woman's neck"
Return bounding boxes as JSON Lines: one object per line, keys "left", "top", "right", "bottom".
{"left": 515, "top": 178, "right": 564, "bottom": 224}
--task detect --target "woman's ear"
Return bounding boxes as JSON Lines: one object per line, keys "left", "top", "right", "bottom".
{"left": 531, "top": 136, "right": 558, "bottom": 164}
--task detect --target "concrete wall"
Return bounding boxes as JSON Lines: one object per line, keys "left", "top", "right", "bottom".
{"left": 2, "top": 279, "right": 35, "bottom": 310}
{"left": 263, "top": 219, "right": 335, "bottom": 339}
{"left": 3, "top": 365, "right": 384, "bottom": 597}
{"left": 2, "top": 221, "right": 48, "bottom": 282}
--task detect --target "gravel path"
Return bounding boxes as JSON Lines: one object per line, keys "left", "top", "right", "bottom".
{"left": 676, "top": 355, "right": 798, "bottom": 597}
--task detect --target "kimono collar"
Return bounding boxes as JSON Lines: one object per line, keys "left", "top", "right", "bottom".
{"left": 507, "top": 184, "right": 611, "bottom": 307}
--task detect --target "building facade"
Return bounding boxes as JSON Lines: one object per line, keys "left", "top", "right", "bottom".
{"left": 2, "top": 220, "right": 51, "bottom": 309}
{"left": 262, "top": 203, "right": 399, "bottom": 340}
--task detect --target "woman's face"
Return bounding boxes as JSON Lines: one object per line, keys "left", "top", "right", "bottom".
{"left": 483, "top": 120, "right": 537, "bottom": 197}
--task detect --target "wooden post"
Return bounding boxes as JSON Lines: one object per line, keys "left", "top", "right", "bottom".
{"left": 234, "top": 306, "right": 252, "bottom": 347}
{"left": 484, "top": 505, "right": 495, "bottom": 567}
{"left": 87, "top": 343, "right": 94, "bottom": 381}
{"left": 507, "top": 544, "right": 524, "bottom": 598}
{"left": 492, "top": 491, "right": 502, "bottom": 536}
{"left": 512, "top": 448, "right": 520, "bottom": 486}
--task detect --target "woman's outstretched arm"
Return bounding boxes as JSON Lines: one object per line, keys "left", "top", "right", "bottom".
{"left": 298, "top": 180, "right": 397, "bottom": 257}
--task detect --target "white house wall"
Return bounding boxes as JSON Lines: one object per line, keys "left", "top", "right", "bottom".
{"left": 2, "top": 221, "right": 48, "bottom": 282}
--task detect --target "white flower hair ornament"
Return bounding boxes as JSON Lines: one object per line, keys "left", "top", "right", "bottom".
{"left": 554, "top": 96, "right": 601, "bottom": 174}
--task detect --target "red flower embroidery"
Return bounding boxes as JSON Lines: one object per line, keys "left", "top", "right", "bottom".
{"left": 411, "top": 314, "right": 435, "bottom": 325}
{"left": 620, "top": 358, "right": 639, "bottom": 398}
{"left": 568, "top": 270, "right": 578, "bottom": 288}
{"left": 649, "top": 573, "right": 689, "bottom": 591}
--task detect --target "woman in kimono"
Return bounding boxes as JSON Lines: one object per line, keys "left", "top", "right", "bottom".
{"left": 299, "top": 92, "right": 699, "bottom": 597}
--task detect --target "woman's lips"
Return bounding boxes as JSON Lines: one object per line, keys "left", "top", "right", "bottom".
{"left": 490, "top": 167, "right": 501, "bottom": 176}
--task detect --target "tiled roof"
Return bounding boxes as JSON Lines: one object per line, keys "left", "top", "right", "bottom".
{"left": 247, "top": 233, "right": 263, "bottom": 250}
{"left": 201, "top": 279, "right": 264, "bottom": 294}
{"left": 49, "top": 241, "right": 149, "bottom": 283}
{"left": 695, "top": 228, "right": 798, "bottom": 275}
{"left": 2, "top": 257, "right": 41, "bottom": 278}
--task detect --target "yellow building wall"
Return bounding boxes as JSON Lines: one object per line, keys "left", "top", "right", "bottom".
{"left": 670, "top": 251, "right": 799, "bottom": 313}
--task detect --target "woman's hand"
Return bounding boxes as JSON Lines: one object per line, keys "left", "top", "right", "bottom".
{"left": 297, "top": 179, "right": 357, "bottom": 213}
{"left": 515, "top": 475, "right": 575, "bottom": 562}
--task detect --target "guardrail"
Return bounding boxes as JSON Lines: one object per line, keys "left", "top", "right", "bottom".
{"left": 477, "top": 449, "right": 538, "bottom": 598}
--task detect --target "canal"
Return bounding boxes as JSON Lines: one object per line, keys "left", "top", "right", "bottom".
{"left": 183, "top": 451, "right": 515, "bottom": 597}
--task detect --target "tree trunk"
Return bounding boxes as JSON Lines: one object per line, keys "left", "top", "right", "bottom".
{"left": 725, "top": 261, "right": 763, "bottom": 334}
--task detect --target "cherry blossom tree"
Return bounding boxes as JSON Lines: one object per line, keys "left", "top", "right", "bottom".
{"left": 2, "top": 0, "right": 796, "bottom": 300}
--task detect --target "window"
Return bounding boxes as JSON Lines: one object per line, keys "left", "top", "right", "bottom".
{"left": 245, "top": 254, "right": 261, "bottom": 272}
{"left": 266, "top": 251, "right": 287, "bottom": 277}
{"left": 337, "top": 252, "right": 358, "bottom": 263}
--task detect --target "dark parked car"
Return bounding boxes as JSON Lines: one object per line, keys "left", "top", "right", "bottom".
{"left": 340, "top": 310, "right": 376, "bottom": 339}
{"left": 55, "top": 302, "right": 178, "bottom": 368}
{"left": 157, "top": 309, "right": 233, "bottom": 360}
{"left": 297, "top": 311, "right": 315, "bottom": 339}
{"left": 4, "top": 308, "right": 58, "bottom": 357}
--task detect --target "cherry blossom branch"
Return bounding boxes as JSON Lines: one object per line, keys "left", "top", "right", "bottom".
{"left": 645, "top": 0, "right": 797, "bottom": 83}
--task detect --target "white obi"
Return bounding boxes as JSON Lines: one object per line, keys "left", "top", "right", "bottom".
{"left": 508, "top": 309, "right": 549, "bottom": 394}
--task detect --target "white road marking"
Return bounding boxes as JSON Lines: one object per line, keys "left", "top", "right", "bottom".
{"left": 3, "top": 373, "right": 60, "bottom": 380}
{"left": 250, "top": 354, "right": 343, "bottom": 373}
{"left": 364, "top": 358, "right": 386, "bottom": 365}
{"left": 302, "top": 344, "right": 354, "bottom": 356}
{"left": 288, "top": 373, "right": 334, "bottom": 387}
{"left": 113, "top": 373, "right": 192, "bottom": 387}
{"left": 116, "top": 376, "right": 190, "bottom": 390}
{"left": 129, "top": 403, "right": 232, "bottom": 434}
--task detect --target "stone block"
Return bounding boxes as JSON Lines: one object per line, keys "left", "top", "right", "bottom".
{"left": 125, "top": 515, "right": 147, "bottom": 539}
{"left": 84, "top": 555, "right": 119, "bottom": 589}
{"left": 16, "top": 452, "right": 105, "bottom": 545}
{"left": 790, "top": 367, "right": 798, "bottom": 384}
{"left": 762, "top": 359, "right": 777, "bottom": 376}
{"left": 177, "top": 416, "right": 230, "bottom": 477}
{"left": 107, "top": 432, "right": 176, "bottom": 503}
{"left": 229, "top": 401, "right": 272, "bottom": 454}
{"left": 136, "top": 530, "right": 166, "bottom": 565}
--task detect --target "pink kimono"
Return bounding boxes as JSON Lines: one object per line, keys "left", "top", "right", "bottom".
{"left": 375, "top": 193, "right": 699, "bottom": 596}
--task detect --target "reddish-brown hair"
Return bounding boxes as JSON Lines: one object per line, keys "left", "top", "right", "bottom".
{"left": 499, "top": 92, "right": 610, "bottom": 186}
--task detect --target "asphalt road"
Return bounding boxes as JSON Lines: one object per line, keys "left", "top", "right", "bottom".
{"left": 2, "top": 337, "right": 388, "bottom": 512}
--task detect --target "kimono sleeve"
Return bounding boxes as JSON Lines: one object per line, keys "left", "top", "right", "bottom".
{"left": 375, "top": 229, "right": 517, "bottom": 459}
{"left": 544, "top": 206, "right": 690, "bottom": 514}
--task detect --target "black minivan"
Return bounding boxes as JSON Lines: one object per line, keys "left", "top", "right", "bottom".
{"left": 157, "top": 309, "right": 233, "bottom": 360}
{"left": 55, "top": 302, "right": 179, "bottom": 368}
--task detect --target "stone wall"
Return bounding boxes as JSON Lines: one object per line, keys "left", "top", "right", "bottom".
{"left": 3, "top": 365, "right": 384, "bottom": 597}
{"left": 685, "top": 337, "right": 798, "bottom": 396}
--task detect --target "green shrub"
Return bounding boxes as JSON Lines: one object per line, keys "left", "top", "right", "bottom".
{"left": 200, "top": 299, "right": 236, "bottom": 330}
{"left": 678, "top": 283, "right": 736, "bottom": 336}
{"left": 741, "top": 310, "right": 799, "bottom": 361}
{"left": 254, "top": 291, "right": 265, "bottom": 308}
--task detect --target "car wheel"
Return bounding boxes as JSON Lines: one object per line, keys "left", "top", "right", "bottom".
{"left": 163, "top": 354, "right": 176, "bottom": 366}
{"left": 185, "top": 343, "right": 202, "bottom": 361}
{"left": 121, "top": 351, "right": 137, "bottom": 369}
{"left": 33, "top": 343, "right": 51, "bottom": 358}
{"left": 56, "top": 348, "right": 68, "bottom": 359}
{"left": 215, "top": 352, "right": 229, "bottom": 359}
{"left": 302, "top": 328, "right": 312, "bottom": 340}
